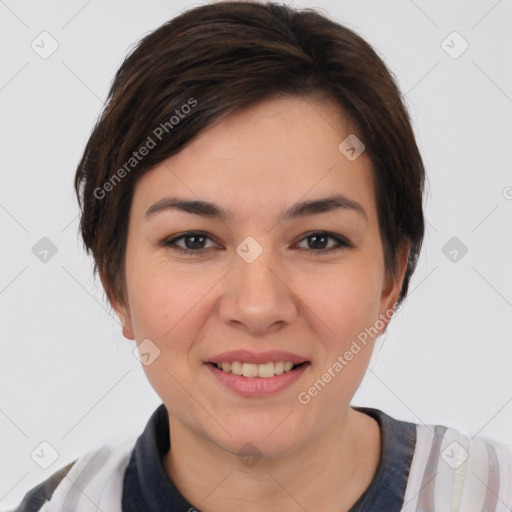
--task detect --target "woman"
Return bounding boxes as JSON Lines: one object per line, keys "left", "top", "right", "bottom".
{"left": 14, "top": 1, "right": 512, "bottom": 511}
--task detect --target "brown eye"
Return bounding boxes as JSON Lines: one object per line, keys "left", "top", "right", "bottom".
{"left": 296, "top": 231, "right": 352, "bottom": 254}
{"left": 163, "top": 231, "right": 217, "bottom": 254}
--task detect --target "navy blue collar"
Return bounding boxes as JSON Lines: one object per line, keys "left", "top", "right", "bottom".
{"left": 349, "top": 405, "right": 417, "bottom": 511}
{"left": 122, "top": 403, "right": 416, "bottom": 511}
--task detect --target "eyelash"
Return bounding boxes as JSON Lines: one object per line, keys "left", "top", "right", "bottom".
{"left": 162, "top": 230, "right": 352, "bottom": 255}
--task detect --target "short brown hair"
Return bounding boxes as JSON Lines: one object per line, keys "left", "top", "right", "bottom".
{"left": 74, "top": 1, "right": 425, "bottom": 309}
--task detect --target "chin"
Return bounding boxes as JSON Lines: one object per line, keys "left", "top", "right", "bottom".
{"left": 209, "top": 416, "right": 311, "bottom": 461}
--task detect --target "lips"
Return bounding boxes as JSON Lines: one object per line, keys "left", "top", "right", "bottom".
{"left": 204, "top": 350, "right": 309, "bottom": 365}
{"left": 203, "top": 350, "right": 311, "bottom": 396}
{"left": 205, "top": 359, "right": 310, "bottom": 397}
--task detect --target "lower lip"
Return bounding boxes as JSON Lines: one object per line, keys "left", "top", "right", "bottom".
{"left": 205, "top": 363, "right": 310, "bottom": 397}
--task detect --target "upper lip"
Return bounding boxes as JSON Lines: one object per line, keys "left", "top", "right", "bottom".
{"left": 205, "top": 350, "right": 309, "bottom": 365}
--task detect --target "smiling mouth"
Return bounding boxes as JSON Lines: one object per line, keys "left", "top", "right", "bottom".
{"left": 207, "top": 361, "right": 309, "bottom": 378}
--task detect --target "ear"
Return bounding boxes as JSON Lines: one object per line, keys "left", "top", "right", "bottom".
{"left": 379, "top": 243, "right": 410, "bottom": 320}
{"left": 99, "top": 271, "right": 135, "bottom": 340}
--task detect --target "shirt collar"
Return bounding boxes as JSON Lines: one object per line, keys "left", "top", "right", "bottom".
{"left": 122, "top": 403, "right": 416, "bottom": 512}
{"left": 349, "top": 405, "right": 417, "bottom": 511}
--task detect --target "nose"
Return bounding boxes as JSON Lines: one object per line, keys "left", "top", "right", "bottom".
{"left": 218, "top": 244, "right": 298, "bottom": 335}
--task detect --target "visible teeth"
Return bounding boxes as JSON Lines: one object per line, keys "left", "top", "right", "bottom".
{"left": 231, "top": 361, "right": 242, "bottom": 376}
{"left": 242, "top": 363, "right": 258, "bottom": 377}
{"left": 257, "top": 362, "right": 275, "bottom": 378}
{"left": 274, "top": 361, "right": 284, "bottom": 375}
{"left": 214, "top": 361, "right": 302, "bottom": 378}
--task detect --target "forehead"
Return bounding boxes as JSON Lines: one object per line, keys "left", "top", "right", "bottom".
{"left": 130, "top": 94, "right": 377, "bottom": 223}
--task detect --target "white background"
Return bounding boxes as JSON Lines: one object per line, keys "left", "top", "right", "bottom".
{"left": 1, "top": 0, "right": 511, "bottom": 509}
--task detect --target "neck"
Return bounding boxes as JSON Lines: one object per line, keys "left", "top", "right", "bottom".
{"left": 163, "top": 407, "right": 381, "bottom": 512}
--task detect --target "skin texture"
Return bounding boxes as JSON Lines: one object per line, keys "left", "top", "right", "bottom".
{"left": 108, "top": 93, "right": 409, "bottom": 512}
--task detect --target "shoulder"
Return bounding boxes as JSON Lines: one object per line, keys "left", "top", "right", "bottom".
{"left": 401, "top": 422, "right": 512, "bottom": 511}
{"left": 11, "top": 437, "right": 136, "bottom": 512}
{"left": 11, "top": 460, "right": 77, "bottom": 512}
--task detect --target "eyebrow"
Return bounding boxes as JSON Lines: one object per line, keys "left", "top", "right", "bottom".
{"left": 144, "top": 193, "right": 367, "bottom": 221}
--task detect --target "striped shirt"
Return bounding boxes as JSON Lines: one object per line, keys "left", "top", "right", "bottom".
{"left": 12, "top": 403, "right": 512, "bottom": 511}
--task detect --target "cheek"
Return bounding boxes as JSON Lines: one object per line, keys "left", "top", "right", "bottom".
{"left": 301, "top": 262, "right": 382, "bottom": 342}
{"left": 126, "top": 266, "right": 209, "bottom": 413}
{"left": 298, "top": 268, "right": 382, "bottom": 401}
{"left": 128, "top": 266, "right": 206, "bottom": 343}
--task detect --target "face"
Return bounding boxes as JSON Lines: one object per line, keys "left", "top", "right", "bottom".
{"left": 112, "top": 94, "right": 407, "bottom": 459}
